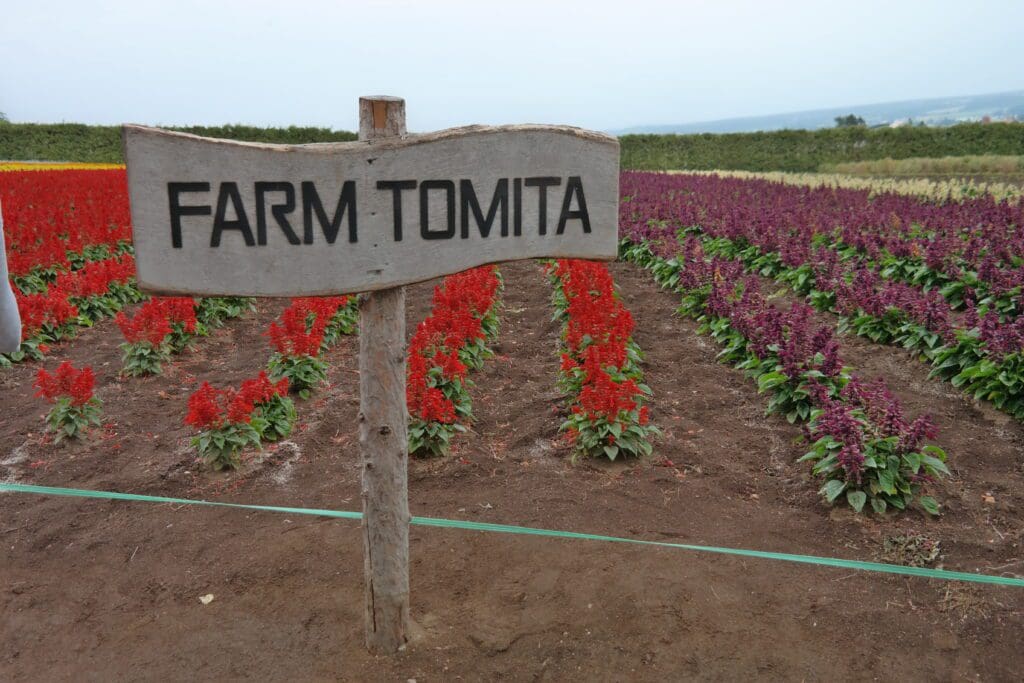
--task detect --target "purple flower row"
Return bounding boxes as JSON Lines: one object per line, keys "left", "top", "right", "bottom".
{"left": 620, "top": 171, "right": 1024, "bottom": 307}
{"left": 620, "top": 172, "right": 1024, "bottom": 362}
{"left": 670, "top": 236, "right": 938, "bottom": 485}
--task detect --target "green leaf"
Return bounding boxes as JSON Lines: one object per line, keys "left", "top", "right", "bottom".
{"left": 878, "top": 469, "right": 897, "bottom": 495}
{"left": 797, "top": 449, "right": 820, "bottom": 463}
{"left": 870, "top": 498, "right": 887, "bottom": 515}
{"left": 757, "top": 371, "right": 789, "bottom": 392}
{"left": 846, "top": 490, "right": 867, "bottom": 513}
{"left": 918, "top": 496, "right": 940, "bottom": 516}
{"left": 920, "top": 454, "right": 950, "bottom": 476}
{"left": 821, "top": 479, "right": 846, "bottom": 503}
{"left": 903, "top": 452, "right": 922, "bottom": 473}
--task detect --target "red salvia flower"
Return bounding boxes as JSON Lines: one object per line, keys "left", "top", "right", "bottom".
{"left": 116, "top": 299, "right": 175, "bottom": 345}
{"left": 554, "top": 260, "right": 646, "bottom": 429}
{"left": 34, "top": 361, "right": 95, "bottom": 406}
{"left": 405, "top": 266, "right": 500, "bottom": 425}
{"left": 265, "top": 296, "right": 344, "bottom": 356}
{"left": 184, "top": 382, "right": 224, "bottom": 430}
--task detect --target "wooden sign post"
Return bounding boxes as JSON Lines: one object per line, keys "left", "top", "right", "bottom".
{"left": 356, "top": 96, "right": 410, "bottom": 652}
{"left": 122, "top": 97, "right": 620, "bottom": 654}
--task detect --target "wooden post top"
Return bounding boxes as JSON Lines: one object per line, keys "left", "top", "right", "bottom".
{"left": 359, "top": 96, "right": 407, "bottom": 140}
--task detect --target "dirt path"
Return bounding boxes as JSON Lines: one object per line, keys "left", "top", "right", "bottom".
{"left": 2, "top": 260, "right": 1022, "bottom": 681}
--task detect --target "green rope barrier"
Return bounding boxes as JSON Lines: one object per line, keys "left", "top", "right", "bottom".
{"left": 2, "top": 481, "right": 1022, "bottom": 588}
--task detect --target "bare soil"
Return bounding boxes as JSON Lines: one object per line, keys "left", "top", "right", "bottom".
{"left": 2, "top": 259, "right": 1022, "bottom": 682}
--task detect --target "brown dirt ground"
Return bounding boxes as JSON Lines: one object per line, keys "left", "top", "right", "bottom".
{"left": 2, "top": 259, "right": 1023, "bottom": 682}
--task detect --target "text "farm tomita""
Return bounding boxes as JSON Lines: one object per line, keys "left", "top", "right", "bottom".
{"left": 166, "top": 176, "right": 592, "bottom": 248}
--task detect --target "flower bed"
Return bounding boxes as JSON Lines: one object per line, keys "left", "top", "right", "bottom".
{"left": 406, "top": 266, "right": 502, "bottom": 457}
{"left": 2, "top": 168, "right": 140, "bottom": 366}
{"left": 622, "top": 239, "right": 948, "bottom": 515}
{"left": 546, "top": 259, "right": 657, "bottom": 461}
{"left": 184, "top": 371, "right": 295, "bottom": 470}
{"left": 266, "top": 296, "right": 357, "bottom": 398}
{"left": 620, "top": 171, "right": 1024, "bottom": 421}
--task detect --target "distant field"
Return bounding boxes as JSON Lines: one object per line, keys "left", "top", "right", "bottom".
{"left": 823, "top": 154, "right": 1024, "bottom": 177}
{"left": 669, "top": 168, "right": 1024, "bottom": 202}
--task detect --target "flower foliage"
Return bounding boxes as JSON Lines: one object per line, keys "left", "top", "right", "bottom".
{"left": 621, "top": 237, "right": 947, "bottom": 515}
{"left": 617, "top": 170, "right": 1024, "bottom": 421}
{"left": 548, "top": 259, "right": 657, "bottom": 461}
{"left": 184, "top": 371, "right": 294, "bottom": 470}
{"left": 34, "top": 361, "right": 102, "bottom": 442}
{"left": 407, "top": 266, "right": 502, "bottom": 457}
{"left": 265, "top": 296, "right": 355, "bottom": 398}
{"left": 115, "top": 297, "right": 198, "bottom": 376}
{"left": 1, "top": 169, "right": 131, "bottom": 278}
{"left": 1, "top": 168, "right": 138, "bottom": 367}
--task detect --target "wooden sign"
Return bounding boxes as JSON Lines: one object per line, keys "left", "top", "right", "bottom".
{"left": 123, "top": 124, "right": 619, "bottom": 296}
{"left": 122, "top": 97, "right": 620, "bottom": 656}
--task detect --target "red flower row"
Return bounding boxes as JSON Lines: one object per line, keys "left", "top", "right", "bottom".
{"left": 407, "top": 266, "right": 500, "bottom": 424}
{"left": 14, "top": 253, "right": 137, "bottom": 341}
{"left": 1, "top": 169, "right": 131, "bottom": 277}
{"left": 15, "top": 290, "right": 78, "bottom": 341}
{"left": 54, "top": 253, "right": 136, "bottom": 300}
{"left": 551, "top": 260, "right": 648, "bottom": 423}
{"left": 185, "top": 371, "right": 289, "bottom": 430}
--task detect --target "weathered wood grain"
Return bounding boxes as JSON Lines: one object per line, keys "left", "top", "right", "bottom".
{"left": 122, "top": 122, "right": 619, "bottom": 296}
{"left": 358, "top": 285, "right": 409, "bottom": 654}
{"left": 358, "top": 96, "right": 410, "bottom": 654}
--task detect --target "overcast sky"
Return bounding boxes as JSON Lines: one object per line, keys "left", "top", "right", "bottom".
{"left": 2, "top": 0, "right": 1022, "bottom": 132}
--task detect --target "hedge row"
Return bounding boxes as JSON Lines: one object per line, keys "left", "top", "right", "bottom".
{"left": 620, "top": 122, "right": 1024, "bottom": 172}
{"left": 2, "top": 120, "right": 1022, "bottom": 171}
{"left": 0, "top": 123, "right": 357, "bottom": 163}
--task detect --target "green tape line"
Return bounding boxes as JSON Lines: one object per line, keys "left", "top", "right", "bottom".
{"left": 3, "top": 481, "right": 1022, "bottom": 588}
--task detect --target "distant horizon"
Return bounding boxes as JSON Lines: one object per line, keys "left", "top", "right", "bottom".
{"left": 611, "top": 88, "right": 1024, "bottom": 130}
{"left": 5, "top": 86, "right": 1023, "bottom": 137}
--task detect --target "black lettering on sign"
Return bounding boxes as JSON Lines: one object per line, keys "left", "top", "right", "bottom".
{"left": 420, "top": 180, "right": 456, "bottom": 240}
{"left": 557, "top": 176, "right": 591, "bottom": 235}
{"left": 460, "top": 179, "right": 508, "bottom": 239}
{"left": 513, "top": 178, "right": 522, "bottom": 237}
{"left": 255, "top": 182, "right": 299, "bottom": 245}
{"left": 302, "top": 181, "right": 357, "bottom": 244}
{"left": 524, "top": 177, "right": 560, "bottom": 235}
{"left": 376, "top": 180, "right": 416, "bottom": 242}
{"left": 212, "top": 182, "right": 255, "bottom": 247}
{"left": 167, "top": 182, "right": 211, "bottom": 248}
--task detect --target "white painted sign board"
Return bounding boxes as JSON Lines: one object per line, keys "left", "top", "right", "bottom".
{"left": 123, "top": 124, "right": 620, "bottom": 296}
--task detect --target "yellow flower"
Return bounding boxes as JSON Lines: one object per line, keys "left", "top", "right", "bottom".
{"left": 0, "top": 162, "right": 125, "bottom": 172}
